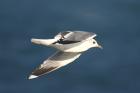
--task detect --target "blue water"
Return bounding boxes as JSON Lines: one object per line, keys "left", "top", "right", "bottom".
{"left": 0, "top": 0, "right": 140, "bottom": 93}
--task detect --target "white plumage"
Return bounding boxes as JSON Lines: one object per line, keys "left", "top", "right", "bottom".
{"left": 28, "top": 31, "right": 102, "bottom": 79}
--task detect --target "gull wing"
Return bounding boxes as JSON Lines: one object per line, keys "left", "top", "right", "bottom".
{"left": 28, "top": 51, "right": 81, "bottom": 79}
{"left": 53, "top": 31, "right": 96, "bottom": 45}
{"left": 62, "top": 31, "right": 96, "bottom": 42}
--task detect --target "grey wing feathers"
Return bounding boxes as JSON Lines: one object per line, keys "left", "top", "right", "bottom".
{"left": 30, "top": 66, "right": 58, "bottom": 76}
{"left": 30, "top": 51, "right": 81, "bottom": 77}
{"left": 62, "top": 31, "right": 96, "bottom": 41}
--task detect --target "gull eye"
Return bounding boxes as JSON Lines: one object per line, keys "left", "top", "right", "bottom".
{"left": 93, "top": 41, "right": 96, "bottom": 44}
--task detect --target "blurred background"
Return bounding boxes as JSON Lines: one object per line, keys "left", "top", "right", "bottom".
{"left": 0, "top": 0, "right": 140, "bottom": 93}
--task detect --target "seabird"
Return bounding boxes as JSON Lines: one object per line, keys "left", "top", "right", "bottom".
{"left": 28, "top": 31, "right": 102, "bottom": 79}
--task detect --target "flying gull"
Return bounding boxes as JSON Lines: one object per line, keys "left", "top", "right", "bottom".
{"left": 28, "top": 31, "right": 102, "bottom": 79}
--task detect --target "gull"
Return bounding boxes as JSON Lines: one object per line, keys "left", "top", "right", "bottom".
{"left": 28, "top": 31, "right": 102, "bottom": 79}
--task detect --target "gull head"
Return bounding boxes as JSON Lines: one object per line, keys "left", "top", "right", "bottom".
{"left": 92, "top": 39, "right": 102, "bottom": 49}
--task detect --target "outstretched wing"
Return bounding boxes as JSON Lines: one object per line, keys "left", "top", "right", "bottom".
{"left": 53, "top": 31, "right": 96, "bottom": 44}
{"left": 62, "top": 31, "right": 96, "bottom": 41}
{"left": 28, "top": 51, "right": 81, "bottom": 79}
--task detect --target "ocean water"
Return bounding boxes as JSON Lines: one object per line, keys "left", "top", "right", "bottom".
{"left": 0, "top": 0, "right": 140, "bottom": 93}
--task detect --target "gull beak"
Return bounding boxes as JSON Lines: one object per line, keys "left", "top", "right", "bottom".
{"left": 97, "top": 45, "right": 103, "bottom": 49}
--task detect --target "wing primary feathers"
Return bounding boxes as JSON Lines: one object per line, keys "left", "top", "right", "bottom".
{"left": 28, "top": 51, "right": 81, "bottom": 79}
{"left": 31, "top": 66, "right": 58, "bottom": 76}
